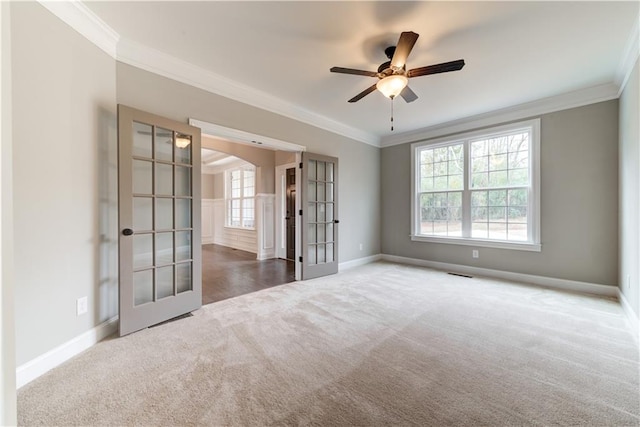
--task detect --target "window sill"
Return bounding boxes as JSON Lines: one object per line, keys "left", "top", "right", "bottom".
{"left": 411, "top": 235, "right": 541, "bottom": 252}
{"left": 224, "top": 226, "right": 256, "bottom": 231}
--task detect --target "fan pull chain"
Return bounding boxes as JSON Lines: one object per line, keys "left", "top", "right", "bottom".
{"left": 390, "top": 96, "right": 394, "bottom": 131}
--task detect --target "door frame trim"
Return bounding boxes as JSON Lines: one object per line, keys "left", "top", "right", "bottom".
{"left": 189, "top": 119, "right": 307, "bottom": 153}
{"left": 191, "top": 118, "right": 303, "bottom": 280}
{"left": 275, "top": 162, "right": 297, "bottom": 261}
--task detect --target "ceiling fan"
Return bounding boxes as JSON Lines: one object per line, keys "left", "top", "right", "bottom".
{"left": 330, "top": 31, "right": 465, "bottom": 104}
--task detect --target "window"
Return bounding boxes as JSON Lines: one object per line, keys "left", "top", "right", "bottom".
{"left": 412, "top": 119, "right": 540, "bottom": 251}
{"left": 225, "top": 166, "right": 255, "bottom": 229}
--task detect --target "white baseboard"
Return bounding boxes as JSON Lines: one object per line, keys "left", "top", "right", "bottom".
{"left": 339, "top": 254, "right": 383, "bottom": 271}
{"left": 16, "top": 316, "right": 118, "bottom": 389}
{"left": 618, "top": 290, "right": 639, "bottom": 346}
{"left": 381, "top": 254, "right": 618, "bottom": 297}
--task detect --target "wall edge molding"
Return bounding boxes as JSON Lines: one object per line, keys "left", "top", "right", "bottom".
{"left": 339, "top": 254, "right": 383, "bottom": 271}
{"left": 116, "top": 38, "right": 379, "bottom": 147}
{"left": 618, "top": 290, "right": 639, "bottom": 347}
{"left": 37, "top": 1, "right": 119, "bottom": 58}
{"left": 16, "top": 316, "right": 118, "bottom": 389}
{"left": 615, "top": 11, "right": 640, "bottom": 95}
{"left": 380, "top": 83, "right": 620, "bottom": 147}
{"left": 381, "top": 254, "right": 618, "bottom": 297}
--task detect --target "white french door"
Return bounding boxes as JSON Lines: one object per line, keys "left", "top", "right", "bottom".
{"left": 301, "top": 152, "right": 339, "bottom": 280}
{"left": 118, "top": 105, "right": 202, "bottom": 336}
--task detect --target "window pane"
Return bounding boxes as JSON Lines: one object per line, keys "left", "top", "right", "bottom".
{"left": 176, "top": 231, "right": 191, "bottom": 262}
{"left": 472, "top": 223, "right": 488, "bottom": 238}
{"left": 508, "top": 224, "right": 528, "bottom": 241}
{"left": 133, "top": 270, "right": 153, "bottom": 306}
{"left": 488, "top": 190, "right": 507, "bottom": 206}
{"left": 156, "top": 265, "right": 174, "bottom": 299}
{"left": 509, "top": 169, "right": 529, "bottom": 186}
{"left": 421, "top": 177, "right": 434, "bottom": 191}
{"left": 415, "top": 126, "right": 534, "bottom": 244}
{"left": 489, "top": 154, "right": 508, "bottom": 171}
{"left": 155, "top": 127, "right": 173, "bottom": 162}
{"left": 488, "top": 223, "right": 508, "bottom": 240}
{"left": 471, "top": 173, "right": 488, "bottom": 188}
{"left": 155, "top": 232, "right": 173, "bottom": 265}
{"left": 175, "top": 166, "right": 191, "bottom": 197}
{"left": 177, "top": 263, "right": 192, "bottom": 293}
{"left": 433, "top": 176, "right": 448, "bottom": 190}
{"left": 489, "top": 136, "right": 509, "bottom": 155}
{"left": 156, "top": 198, "right": 173, "bottom": 230}
{"left": 488, "top": 170, "right": 508, "bottom": 187}
{"left": 471, "top": 191, "right": 487, "bottom": 206}
{"left": 308, "top": 160, "right": 317, "bottom": 181}
{"left": 132, "top": 122, "right": 152, "bottom": 159}
{"left": 317, "top": 162, "right": 326, "bottom": 182}
{"left": 175, "top": 134, "right": 191, "bottom": 164}
{"left": 133, "top": 160, "right": 152, "bottom": 195}
{"left": 155, "top": 163, "right": 172, "bottom": 196}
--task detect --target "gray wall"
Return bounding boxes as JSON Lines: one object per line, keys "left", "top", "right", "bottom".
{"left": 202, "top": 174, "right": 216, "bottom": 199}
{"left": 382, "top": 100, "right": 619, "bottom": 286}
{"left": 619, "top": 58, "right": 639, "bottom": 318}
{"left": 117, "top": 62, "right": 381, "bottom": 263}
{"left": 12, "top": 3, "right": 118, "bottom": 365}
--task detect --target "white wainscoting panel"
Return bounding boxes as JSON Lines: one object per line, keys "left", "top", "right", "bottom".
{"left": 256, "top": 193, "right": 276, "bottom": 260}
{"left": 209, "top": 198, "right": 257, "bottom": 253}
{"left": 201, "top": 199, "right": 214, "bottom": 245}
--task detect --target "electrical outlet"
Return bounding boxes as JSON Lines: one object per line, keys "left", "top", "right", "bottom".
{"left": 472, "top": 250, "right": 479, "bottom": 259}
{"left": 627, "top": 274, "right": 631, "bottom": 289}
{"left": 76, "top": 297, "right": 88, "bottom": 316}
{"left": 359, "top": 243, "right": 363, "bottom": 251}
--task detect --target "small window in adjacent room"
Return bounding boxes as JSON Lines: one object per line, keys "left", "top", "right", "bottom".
{"left": 225, "top": 166, "right": 255, "bottom": 229}
{"left": 411, "top": 119, "right": 541, "bottom": 251}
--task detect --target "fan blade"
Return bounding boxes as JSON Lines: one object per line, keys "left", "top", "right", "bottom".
{"left": 330, "top": 67, "right": 378, "bottom": 77}
{"left": 400, "top": 86, "right": 418, "bottom": 103}
{"left": 348, "top": 84, "right": 377, "bottom": 103}
{"left": 407, "top": 59, "right": 465, "bottom": 78}
{"left": 391, "top": 31, "right": 419, "bottom": 69}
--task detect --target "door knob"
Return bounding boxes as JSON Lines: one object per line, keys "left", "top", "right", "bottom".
{"left": 334, "top": 220, "right": 340, "bottom": 224}
{"left": 122, "top": 228, "right": 134, "bottom": 236}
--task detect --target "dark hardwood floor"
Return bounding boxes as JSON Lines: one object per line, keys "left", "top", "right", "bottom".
{"left": 202, "top": 244, "right": 295, "bottom": 305}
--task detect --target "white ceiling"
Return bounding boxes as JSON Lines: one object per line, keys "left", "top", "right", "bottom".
{"left": 201, "top": 149, "right": 248, "bottom": 175}
{"left": 86, "top": 1, "right": 638, "bottom": 144}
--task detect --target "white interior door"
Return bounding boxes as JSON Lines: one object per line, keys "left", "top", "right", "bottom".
{"left": 301, "top": 152, "right": 339, "bottom": 280}
{"left": 118, "top": 105, "right": 202, "bottom": 336}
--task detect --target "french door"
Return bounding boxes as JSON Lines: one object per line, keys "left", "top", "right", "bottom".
{"left": 118, "top": 105, "right": 202, "bottom": 336}
{"left": 301, "top": 152, "right": 339, "bottom": 280}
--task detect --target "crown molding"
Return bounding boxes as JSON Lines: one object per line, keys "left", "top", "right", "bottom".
{"left": 117, "top": 38, "right": 380, "bottom": 147}
{"left": 37, "top": 1, "right": 118, "bottom": 58}
{"left": 37, "top": 1, "right": 379, "bottom": 147}
{"left": 615, "top": 11, "right": 640, "bottom": 96}
{"left": 380, "top": 83, "right": 620, "bottom": 148}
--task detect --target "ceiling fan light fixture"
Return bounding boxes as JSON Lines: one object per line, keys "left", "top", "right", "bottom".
{"left": 175, "top": 135, "right": 191, "bottom": 149}
{"left": 376, "top": 74, "right": 408, "bottom": 99}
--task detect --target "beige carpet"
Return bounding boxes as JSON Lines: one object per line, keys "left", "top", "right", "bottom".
{"left": 18, "top": 262, "right": 640, "bottom": 426}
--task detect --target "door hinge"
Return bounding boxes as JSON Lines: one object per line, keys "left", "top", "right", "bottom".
{"left": 299, "top": 256, "right": 303, "bottom": 262}
{"left": 299, "top": 209, "right": 303, "bottom": 216}
{"left": 299, "top": 162, "right": 303, "bottom": 169}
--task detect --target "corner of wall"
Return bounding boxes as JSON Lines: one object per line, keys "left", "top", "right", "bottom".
{"left": 0, "top": 1, "right": 17, "bottom": 423}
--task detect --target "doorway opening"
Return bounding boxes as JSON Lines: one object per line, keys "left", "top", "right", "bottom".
{"left": 200, "top": 143, "right": 297, "bottom": 304}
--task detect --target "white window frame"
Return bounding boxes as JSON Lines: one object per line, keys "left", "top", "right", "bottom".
{"left": 225, "top": 165, "right": 256, "bottom": 230}
{"left": 411, "top": 119, "right": 541, "bottom": 252}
